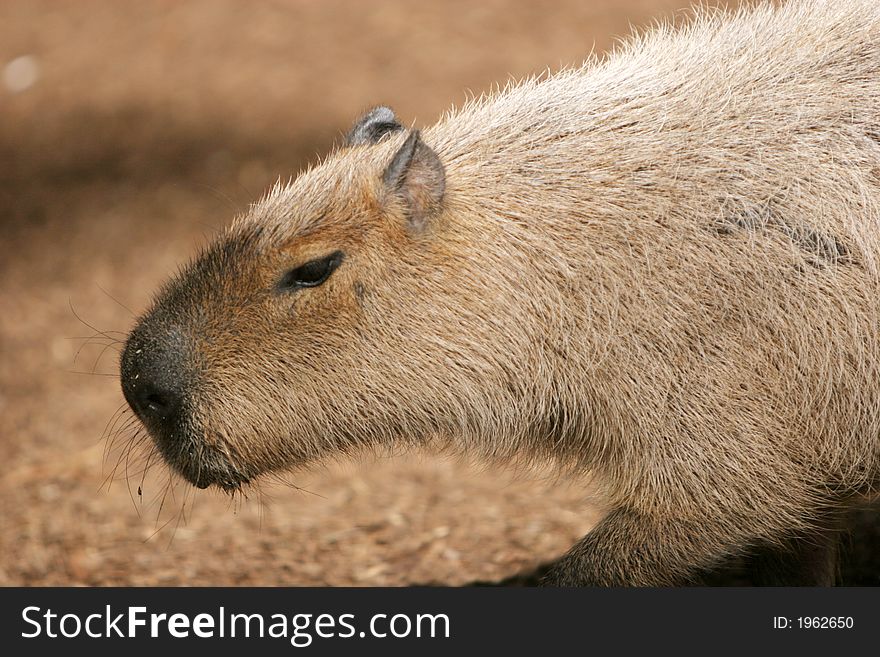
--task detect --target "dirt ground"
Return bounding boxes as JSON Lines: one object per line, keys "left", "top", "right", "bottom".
{"left": 7, "top": 0, "right": 873, "bottom": 589}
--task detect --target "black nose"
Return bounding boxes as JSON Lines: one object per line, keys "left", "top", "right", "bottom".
{"left": 120, "top": 329, "right": 187, "bottom": 435}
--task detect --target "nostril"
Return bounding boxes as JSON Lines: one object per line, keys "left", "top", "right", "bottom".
{"left": 136, "top": 385, "right": 179, "bottom": 422}
{"left": 145, "top": 392, "right": 169, "bottom": 411}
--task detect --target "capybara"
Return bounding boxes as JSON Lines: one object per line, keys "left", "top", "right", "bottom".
{"left": 120, "top": 0, "right": 880, "bottom": 585}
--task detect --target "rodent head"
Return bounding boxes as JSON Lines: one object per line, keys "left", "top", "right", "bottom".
{"left": 120, "top": 107, "right": 521, "bottom": 492}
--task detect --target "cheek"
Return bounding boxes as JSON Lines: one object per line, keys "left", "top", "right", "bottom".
{"left": 193, "top": 277, "right": 366, "bottom": 389}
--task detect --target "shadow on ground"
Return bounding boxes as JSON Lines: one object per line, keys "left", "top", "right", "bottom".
{"left": 463, "top": 501, "right": 880, "bottom": 586}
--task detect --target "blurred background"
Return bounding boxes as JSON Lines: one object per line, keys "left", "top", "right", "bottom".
{"left": 0, "top": 0, "right": 770, "bottom": 586}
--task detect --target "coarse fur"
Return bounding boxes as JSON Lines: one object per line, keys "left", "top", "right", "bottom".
{"left": 120, "top": 0, "right": 880, "bottom": 586}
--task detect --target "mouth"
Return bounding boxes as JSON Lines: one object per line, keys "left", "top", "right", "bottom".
{"left": 135, "top": 420, "right": 254, "bottom": 493}
{"left": 190, "top": 461, "right": 253, "bottom": 493}
{"left": 174, "top": 439, "right": 254, "bottom": 493}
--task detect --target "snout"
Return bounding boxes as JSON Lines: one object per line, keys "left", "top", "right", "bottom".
{"left": 119, "top": 323, "right": 251, "bottom": 491}
{"left": 120, "top": 328, "right": 189, "bottom": 438}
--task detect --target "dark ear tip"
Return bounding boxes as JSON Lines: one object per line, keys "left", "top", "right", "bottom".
{"left": 369, "top": 106, "right": 396, "bottom": 123}
{"left": 345, "top": 106, "right": 404, "bottom": 146}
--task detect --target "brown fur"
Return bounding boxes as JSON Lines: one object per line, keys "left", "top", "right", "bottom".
{"left": 121, "top": 0, "right": 880, "bottom": 585}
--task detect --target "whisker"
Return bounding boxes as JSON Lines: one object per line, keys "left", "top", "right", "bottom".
{"left": 68, "top": 300, "right": 121, "bottom": 343}
{"left": 143, "top": 512, "right": 177, "bottom": 544}
{"left": 102, "top": 416, "right": 136, "bottom": 463}
{"left": 73, "top": 334, "right": 119, "bottom": 367}
{"left": 138, "top": 445, "right": 160, "bottom": 496}
{"left": 103, "top": 420, "right": 145, "bottom": 493}
{"left": 267, "top": 471, "right": 326, "bottom": 500}
{"left": 165, "top": 483, "right": 196, "bottom": 549}
{"left": 99, "top": 404, "right": 129, "bottom": 446}
{"left": 68, "top": 332, "right": 127, "bottom": 340}
{"left": 91, "top": 341, "right": 123, "bottom": 374}
{"left": 96, "top": 282, "right": 136, "bottom": 318}
{"left": 155, "top": 473, "right": 174, "bottom": 522}
{"left": 123, "top": 436, "right": 142, "bottom": 513}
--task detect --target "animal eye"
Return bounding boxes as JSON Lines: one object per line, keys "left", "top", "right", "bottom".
{"left": 277, "top": 251, "right": 344, "bottom": 292}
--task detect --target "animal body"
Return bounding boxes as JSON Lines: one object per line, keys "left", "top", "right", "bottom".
{"left": 120, "top": 0, "right": 880, "bottom": 585}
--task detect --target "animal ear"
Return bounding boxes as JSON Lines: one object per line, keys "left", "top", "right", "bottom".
{"left": 382, "top": 130, "right": 446, "bottom": 233}
{"left": 345, "top": 106, "right": 403, "bottom": 146}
